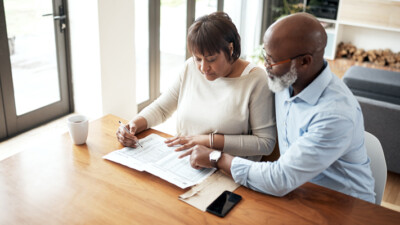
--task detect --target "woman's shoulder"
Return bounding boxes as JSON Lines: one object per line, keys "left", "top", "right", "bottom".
{"left": 178, "top": 57, "right": 203, "bottom": 82}
{"left": 177, "top": 57, "right": 197, "bottom": 75}
{"left": 248, "top": 65, "right": 266, "bottom": 76}
{"left": 184, "top": 57, "right": 196, "bottom": 68}
{"left": 181, "top": 57, "right": 200, "bottom": 74}
{"left": 243, "top": 63, "right": 268, "bottom": 81}
{"left": 238, "top": 59, "right": 263, "bottom": 74}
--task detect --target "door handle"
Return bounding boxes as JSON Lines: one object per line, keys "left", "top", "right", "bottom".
{"left": 42, "top": 14, "right": 66, "bottom": 20}
{"left": 42, "top": 6, "right": 67, "bottom": 33}
{"left": 53, "top": 15, "right": 66, "bottom": 20}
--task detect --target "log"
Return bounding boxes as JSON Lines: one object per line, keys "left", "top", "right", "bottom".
{"left": 352, "top": 48, "right": 366, "bottom": 62}
{"left": 375, "top": 56, "right": 386, "bottom": 66}
{"left": 367, "top": 50, "right": 377, "bottom": 62}
{"left": 385, "top": 55, "right": 396, "bottom": 64}
{"left": 335, "top": 42, "right": 400, "bottom": 69}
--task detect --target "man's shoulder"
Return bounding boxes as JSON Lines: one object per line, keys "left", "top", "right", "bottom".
{"left": 291, "top": 73, "right": 362, "bottom": 122}
{"left": 312, "top": 77, "right": 361, "bottom": 123}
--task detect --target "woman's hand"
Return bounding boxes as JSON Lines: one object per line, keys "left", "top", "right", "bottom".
{"left": 116, "top": 121, "right": 140, "bottom": 148}
{"left": 165, "top": 135, "right": 209, "bottom": 151}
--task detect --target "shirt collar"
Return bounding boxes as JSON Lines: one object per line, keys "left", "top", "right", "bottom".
{"left": 286, "top": 61, "right": 332, "bottom": 105}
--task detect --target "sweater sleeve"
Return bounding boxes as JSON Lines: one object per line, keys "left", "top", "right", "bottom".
{"left": 138, "top": 62, "right": 186, "bottom": 128}
{"left": 223, "top": 68, "right": 276, "bottom": 159}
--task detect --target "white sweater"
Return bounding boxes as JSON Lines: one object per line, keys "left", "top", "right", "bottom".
{"left": 139, "top": 58, "right": 276, "bottom": 161}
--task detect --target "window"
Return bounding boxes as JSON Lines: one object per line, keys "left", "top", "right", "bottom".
{"left": 159, "top": 0, "right": 187, "bottom": 94}
{"left": 135, "top": 0, "right": 267, "bottom": 111}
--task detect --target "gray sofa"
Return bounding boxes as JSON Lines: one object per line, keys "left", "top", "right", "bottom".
{"left": 343, "top": 66, "right": 400, "bottom": 174}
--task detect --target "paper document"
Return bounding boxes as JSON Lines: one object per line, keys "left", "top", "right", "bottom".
{"left": 179, "top": 171, "right": 240, "bottom": 211}
{"left": 103, "top": 133, "right": 216, "bottom": 189}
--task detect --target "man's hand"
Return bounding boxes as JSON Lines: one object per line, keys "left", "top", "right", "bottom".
{"left": 178, "top": 145, "right": 214, "bottom": 169}
{"left": 179, "top": 145, "right": 234, "bottom": 177}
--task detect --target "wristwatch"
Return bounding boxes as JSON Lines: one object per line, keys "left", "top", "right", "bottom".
{"left": 209, "top": 150, "right": 222, "bottom": 169}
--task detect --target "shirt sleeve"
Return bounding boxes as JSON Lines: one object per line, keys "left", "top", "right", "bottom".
{"left": 231, "top": 112, "right": 354, "bottom": 196}
{"left": 138, "top": 63, "right": 186, "bottom": 128}
{"left": 223, "top": 68, "right": 276, "bottom": 158}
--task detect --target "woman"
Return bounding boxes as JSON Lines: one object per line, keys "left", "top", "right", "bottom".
{"left": 117, "top": 12, "right": 276, "bottom": 161}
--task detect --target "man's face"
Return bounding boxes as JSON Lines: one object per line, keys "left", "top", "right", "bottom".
{"left": 266, "top": 61, "right": 298, "bottom": 93}
{"left": 263, "top": 42, "right": 298, "bottom": 93}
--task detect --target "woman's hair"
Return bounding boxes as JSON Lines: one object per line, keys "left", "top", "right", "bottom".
{"left": 187, "top": 12, "right": 241, "bottom": 63}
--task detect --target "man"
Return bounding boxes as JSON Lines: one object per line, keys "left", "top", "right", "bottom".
{"left": 180, "top": 12, "right": 376, "bottom": 203}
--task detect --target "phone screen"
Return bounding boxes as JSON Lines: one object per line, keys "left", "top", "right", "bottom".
{"left": 206, "top": 190, "right": 242, "bottom": 217}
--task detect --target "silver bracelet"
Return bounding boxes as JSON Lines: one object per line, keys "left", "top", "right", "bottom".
{"left": 211, "top": 133, "right": 214, "bottom": 149}
{"left": 209, "top": 133, "right": 212, "bottom": 148}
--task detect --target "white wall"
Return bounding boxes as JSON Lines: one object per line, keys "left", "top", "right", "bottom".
{"left": 68, "top": 0, "right": 137, "bottom": 121}
{"left": 98, "top": 0, "right": 137, "bottom": 120}
{"left": 68, "top": 0, "right": 102, "bottom": 120}
{"left": 339, "top": 25, "right": 400, "bottom": 52}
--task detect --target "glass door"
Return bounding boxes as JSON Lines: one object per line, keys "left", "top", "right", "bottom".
{"left": 0, "top": 0, "right": 71, "bottom": 139}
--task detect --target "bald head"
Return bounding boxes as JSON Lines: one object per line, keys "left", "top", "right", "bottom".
{"left": 264, "top": 13, "right": 327, "bottom": 61}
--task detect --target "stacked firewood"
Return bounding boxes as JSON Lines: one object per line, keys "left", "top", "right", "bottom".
{"left": 336, "top": 42, "right": 400, "bottom": 68}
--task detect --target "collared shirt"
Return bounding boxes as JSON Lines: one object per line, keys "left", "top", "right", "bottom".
{"left": 231, "top": 63, "right": 376, "bottom": 203}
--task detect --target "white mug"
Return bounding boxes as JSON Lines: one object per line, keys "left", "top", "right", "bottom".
{"left": 67, "top": 115, "right": 89, "bottom": 145}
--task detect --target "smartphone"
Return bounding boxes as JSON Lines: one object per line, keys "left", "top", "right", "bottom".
{"left": 206, "top": 190, "right": 242, "bottom": 217}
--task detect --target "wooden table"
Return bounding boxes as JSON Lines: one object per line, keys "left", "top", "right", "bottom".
{"left": 1, "top": 114, "right": 400, "bottom": 224}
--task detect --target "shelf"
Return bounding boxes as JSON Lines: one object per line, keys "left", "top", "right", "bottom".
{"left": 325, "top": 28, "right": 336, "bottom": 34}
{"left": 338, "top": 20, "right": 400, "bottom": 33}
{"left": 317, "top": 17, "right": 337, "bottom": 24}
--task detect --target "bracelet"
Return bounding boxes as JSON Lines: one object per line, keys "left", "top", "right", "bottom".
{"left": 209, "top": 133, "right": 212, "bottom": 148}
{"left": 211, "top": 133, "right": 214, "bottom": 149}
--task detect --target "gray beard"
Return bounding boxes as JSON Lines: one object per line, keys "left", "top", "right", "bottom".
{"left": 267, "top": 62, "right": 298, "bottom": 93}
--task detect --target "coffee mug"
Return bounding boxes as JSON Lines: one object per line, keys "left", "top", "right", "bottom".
{"left": 67, "top": 114, "right": 89, "bottom": 145}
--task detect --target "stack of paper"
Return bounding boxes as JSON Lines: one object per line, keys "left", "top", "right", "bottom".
{"left": 103, "top": 134, "right": 215, "bottom": 189}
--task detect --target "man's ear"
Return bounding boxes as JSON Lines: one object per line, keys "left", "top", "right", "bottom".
{"left": 301, "top": 54, "right": 313, "bottom": 66}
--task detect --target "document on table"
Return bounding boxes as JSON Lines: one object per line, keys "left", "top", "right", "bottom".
{"left": 179, "top": 171, "right": 240, "bottom": 212}
{"left": 103, "top": 133, "right": 216, "bottom": 189}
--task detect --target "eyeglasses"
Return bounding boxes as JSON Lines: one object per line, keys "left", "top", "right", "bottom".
{"left": 262, "top": 51, "right": 310, "bottom": 70}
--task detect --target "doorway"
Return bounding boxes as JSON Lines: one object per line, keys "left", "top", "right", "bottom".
{"left": 0, "top": 0, "right": 71, "bottom": 140}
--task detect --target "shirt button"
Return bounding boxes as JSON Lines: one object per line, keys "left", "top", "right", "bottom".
{"left": 285, "top": 143, "right": 289, "bottom": 148}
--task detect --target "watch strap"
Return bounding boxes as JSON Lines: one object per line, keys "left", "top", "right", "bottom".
{"left": 211, "top": 159, "right": 218, "bottom": 169}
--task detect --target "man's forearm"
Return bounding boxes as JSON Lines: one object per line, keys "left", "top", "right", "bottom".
{"left": 217, "top": 153, "right": 234, "bottom": 177}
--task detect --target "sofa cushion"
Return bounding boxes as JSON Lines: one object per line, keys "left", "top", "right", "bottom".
{"left": 343, "top": 66, "right": 400, "bottom": 105}
{"left": 356, "top": 96, "right": 400, "bottom": 174}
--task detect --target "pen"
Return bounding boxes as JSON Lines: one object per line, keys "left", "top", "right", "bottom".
{"left": 118, "top": 121, "right": 143, "bottom": 148}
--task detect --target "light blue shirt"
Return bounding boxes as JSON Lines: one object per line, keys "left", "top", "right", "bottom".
{"left": 231, "top": 63, "right": 376, "bottom": 203}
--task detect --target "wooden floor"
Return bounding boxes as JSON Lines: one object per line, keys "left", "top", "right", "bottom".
{"left": 382, "top": 172, "right": 400, "bottom": 212}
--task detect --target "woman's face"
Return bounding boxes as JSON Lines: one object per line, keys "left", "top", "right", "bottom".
{"left": 192, "top": 50, "right": 233, "bottom": 81}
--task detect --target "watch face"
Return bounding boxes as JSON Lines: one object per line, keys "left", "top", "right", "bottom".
{"left": 210, "top": 151, "right": 216, "bottom": 160}
{"left": 210, "top": 151, "right": 221, "bottom": 168}
{"left": 210, "top": 151, "right": 221, "bottom": 160}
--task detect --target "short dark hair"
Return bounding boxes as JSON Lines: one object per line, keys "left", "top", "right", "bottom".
{"left": 187, "top": 12, "right": 241, "bottom": 63}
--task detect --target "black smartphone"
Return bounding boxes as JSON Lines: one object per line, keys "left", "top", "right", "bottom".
{"left": 206, "top": 190, "right": 242, "bottom": 217}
